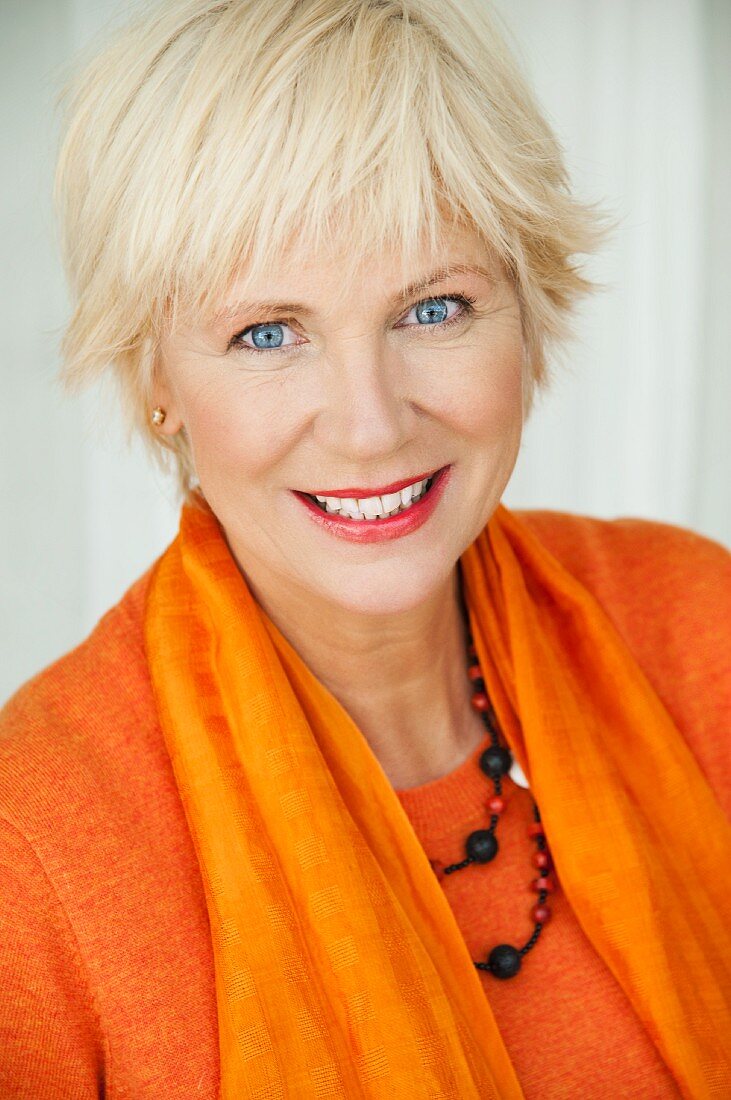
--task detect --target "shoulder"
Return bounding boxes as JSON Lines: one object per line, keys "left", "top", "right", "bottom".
{"left": 0, "top": 565, "right": 157, "bottom": 836}
{"left": 515, "top": 508, "right": 730, "bottom": 663}
{"left": 0, "top": 562, "right": 217, "bottom": 1091}
{"left": 514, "top": 509, "right": 731, "bottom": 814}
{"left": 516, "top": 507, "right": 730, "bottom": 595}
{"left": 0, "top": 567, "right": 157, "bottom": 1088}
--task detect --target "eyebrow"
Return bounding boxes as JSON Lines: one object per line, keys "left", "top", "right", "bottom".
{"left": 214, "top": 262, "right": 497, "bottom": 322}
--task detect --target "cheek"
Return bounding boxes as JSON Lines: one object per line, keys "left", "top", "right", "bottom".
{"left": 179, "top": 372, "right": 307, "bottom": 482}
{"left": 424, "top": 339, "right": 524, "bottom": 443}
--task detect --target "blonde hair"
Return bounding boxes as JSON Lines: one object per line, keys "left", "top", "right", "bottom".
{"left": 55, "top": 0, "right": 610, "bottom": 501}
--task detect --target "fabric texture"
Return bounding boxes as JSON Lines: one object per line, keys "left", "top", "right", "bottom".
{"left": 142, "top": 498, "right": 731, "bottom": 1100}
{"left": 1, "top": 507, "right": 729, "bottom": 1099}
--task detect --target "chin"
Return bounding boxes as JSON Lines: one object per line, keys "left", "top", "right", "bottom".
{"left": 308, "top": 555, "right": 457, "bottom": 619}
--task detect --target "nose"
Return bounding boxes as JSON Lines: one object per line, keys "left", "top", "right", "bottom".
{"left": 313, "top": 340, "right": 415, "bottom": 462}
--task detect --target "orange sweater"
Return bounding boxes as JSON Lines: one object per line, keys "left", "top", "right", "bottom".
{"left": 0, "top": 510, "right": 729, "bottom": 1099}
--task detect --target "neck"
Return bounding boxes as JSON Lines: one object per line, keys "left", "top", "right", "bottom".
{"left": 245, "top": 563, "right": 486, "bottom": 789}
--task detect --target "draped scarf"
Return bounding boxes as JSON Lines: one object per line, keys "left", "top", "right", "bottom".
{"left": 143, "top": 497, "right": 731, "bottom": 1099}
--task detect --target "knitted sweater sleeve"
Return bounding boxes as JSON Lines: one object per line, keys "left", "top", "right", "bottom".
{"left": 0, "top": 815, "right": 105, "bottom": 1098}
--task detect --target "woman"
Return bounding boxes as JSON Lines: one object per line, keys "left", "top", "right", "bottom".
{"left": 1, "top": 0, "right": 729, "bottom": 1097}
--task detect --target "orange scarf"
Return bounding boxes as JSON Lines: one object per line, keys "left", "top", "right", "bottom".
{"left": 144, "top": 497, "right": 731, "bottom": 1099}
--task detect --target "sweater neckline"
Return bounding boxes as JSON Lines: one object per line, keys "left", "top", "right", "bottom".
{"left": 393, "top": 728, "right": 494, "bottom": 840}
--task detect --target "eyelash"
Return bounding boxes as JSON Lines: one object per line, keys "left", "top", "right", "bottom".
{"left": 227, "top": 292, "right": 478, "bottom": 356}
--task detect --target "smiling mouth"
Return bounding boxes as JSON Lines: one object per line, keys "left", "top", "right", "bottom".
{"left": 302, "top": 470, "right": 441, "bottom": 521}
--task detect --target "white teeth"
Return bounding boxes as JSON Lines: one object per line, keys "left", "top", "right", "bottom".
{"left": 307, "top": 472, "right": 437, "bottom": 520}
{"left": 358, "top": 496, "right": 384, "bottom": 518}
{"left": 340, "top": 498, "right": 364, "bottom": 519}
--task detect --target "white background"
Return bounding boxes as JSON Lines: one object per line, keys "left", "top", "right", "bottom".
{"left": 1, "top": 0, "right": 729, "bottom": 706}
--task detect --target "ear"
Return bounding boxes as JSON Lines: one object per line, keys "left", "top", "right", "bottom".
{"left": 150, "top": 341, "right": 185, "bottom": 436}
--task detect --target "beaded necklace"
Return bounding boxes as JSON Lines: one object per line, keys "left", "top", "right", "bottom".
{"left": 429, "top": 624, "right": 555, "bottom": 980}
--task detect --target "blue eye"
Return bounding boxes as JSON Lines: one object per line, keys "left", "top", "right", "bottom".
{"left": 248, "top": 322, "right": 296, "bottom": 350}
{"left": 228, "top": 292, "right": 476, "bottom": 355}
{"left": 409, "top": 297, "right": 455, "bottom": 325}
{"left": 399, "top": 293, "right": 477, "bottom": 332}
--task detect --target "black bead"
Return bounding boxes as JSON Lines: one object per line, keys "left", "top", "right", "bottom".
{"left": 488, "top": 944, "right": 522, "bottom": 979}
{"left": 479, "top": 745, "right": 512, "bottom": 778}
{"left": 466, "top": 829, "right": 498, "bottom": 863}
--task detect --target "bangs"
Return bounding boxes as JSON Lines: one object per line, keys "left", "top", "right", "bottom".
{"left": 59, "top": 0, "right": 542, "bottom": 337}
{"left": 149, "top": 0, "right": 522, "bottom": 332}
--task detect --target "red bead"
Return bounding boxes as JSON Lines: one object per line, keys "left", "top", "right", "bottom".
{"left": 532, "top": 851, "right": 551, "bottom": 870}
{"left": 471, "top": 692, "right": 490, "bottom": 712}
{"left": 531, "top": 875, "right": 555, "bottom": 893}
{"left": 487, "top": 796, "right": 505, "bottom": 814}
{"left": 429, "top": 858, "right": 444, "bottom": 879}
{"left": 467, "top": 664, "right": 483, "bottom": 681}
{"left": 528, "top": 823, "right": 545, "bottom": 838}
{"left": 531, "top": 903, "right": 552, "bottom": 924}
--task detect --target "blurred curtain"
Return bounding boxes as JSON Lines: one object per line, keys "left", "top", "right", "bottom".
{"left": 1, "top": 0, "right": 729, "bottom": 704}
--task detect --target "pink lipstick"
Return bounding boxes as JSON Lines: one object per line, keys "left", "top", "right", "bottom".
{"left": 292, "top": 465, "right": 451, "bottom": 544}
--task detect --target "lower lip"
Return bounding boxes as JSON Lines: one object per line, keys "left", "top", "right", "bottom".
{"left": 292, "top": 466, "right": 451, "bottom": 544}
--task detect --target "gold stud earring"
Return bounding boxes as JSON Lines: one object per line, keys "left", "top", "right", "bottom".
{"left": 151, "top": 406, "right": 167, "bottom": 426}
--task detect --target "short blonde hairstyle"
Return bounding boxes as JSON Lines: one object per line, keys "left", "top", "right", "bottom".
{"left": 55, "top": 0, "right": 610, "bottom": 501}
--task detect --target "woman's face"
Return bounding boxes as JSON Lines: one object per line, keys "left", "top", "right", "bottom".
{"left": 156, "top": 223, "right": 525, "bottom": 617}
